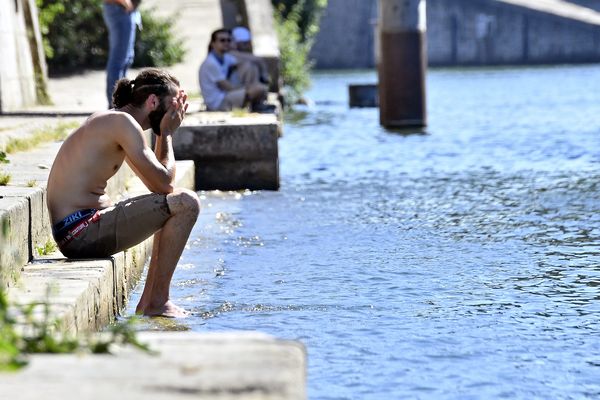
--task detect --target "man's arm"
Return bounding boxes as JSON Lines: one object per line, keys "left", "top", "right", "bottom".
{"left": 119, "top": 91, "right": 188, "bottom": 193}
{"left": 230, "top": 51, "right": 270, "bottom": 84}
{"left": 119, "top": 118, "right": 175, "bottom": 194}
{"left": 216, "top": 79, "right": 237, "bottom": 92}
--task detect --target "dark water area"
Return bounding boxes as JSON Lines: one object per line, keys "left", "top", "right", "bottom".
{"left": 129, "top": 66, "right": 600, "bottom": 399}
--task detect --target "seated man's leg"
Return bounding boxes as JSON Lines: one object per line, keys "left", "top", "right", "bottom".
{"left": 57, "top": 192, "right": 172, "bottom": 258}
{"left": 235, "top": 61, "right": 261, "bottom": 86}
{"left": 218, "top": 87, "right": 247, "bottom": 111}
{"left": 136, "top": 188, "right": 200, "bottom": 317}
{"left": 246, "top": 83, "right": 269, "bottom": 110}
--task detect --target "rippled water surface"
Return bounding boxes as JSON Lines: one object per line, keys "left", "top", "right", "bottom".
{"left": 130, "top": 66, "right": 600, "bottom": 399}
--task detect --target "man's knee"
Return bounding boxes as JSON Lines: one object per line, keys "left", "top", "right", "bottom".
{"left": 247, "top": 83, "right": 267, "bottom": 101}
{"left": 167, "top": 188, "right": 200, "bottom": 218}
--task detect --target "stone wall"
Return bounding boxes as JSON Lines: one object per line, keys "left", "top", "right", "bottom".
{"left": 310, "top": 0, "right": 378, "bottom": 69}
{"left": 0, "top": 0, "right": 46, "bottom": 112}
{"left": 310, "top": 0, "right": 600, "bottom": 68}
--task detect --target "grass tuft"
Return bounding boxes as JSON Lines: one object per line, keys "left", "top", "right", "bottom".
{"left": 36, "top": 240, "right": 57, "bottom": 256}
{"left": 4, "top": 121, "right": 78, "bottom": 154}
{"left": 0, "top": 172, "right": 11, "bottom": 186}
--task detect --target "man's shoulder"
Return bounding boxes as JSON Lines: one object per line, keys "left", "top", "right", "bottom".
{"left": 85, "top": 110, "right": 143, "bottom": 140}
{"left": 89, "top": 110, "right": 138, "bottom": 127}
{"left": 200, "top": 53, "right": 218, "bottom": 67}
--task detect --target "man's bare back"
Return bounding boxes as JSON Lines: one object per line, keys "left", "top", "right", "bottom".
{"left": 48, "top": 111, "right": 129, "bottom": 224}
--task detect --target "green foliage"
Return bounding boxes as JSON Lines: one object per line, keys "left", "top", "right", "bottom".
{"left": 0, "top": 291, "right": 26, "bottom": 372}
{"left": 272, "top": 0, "right": 327, "bottom": 42}
{"left": 36, "top": 0, "right": 185, "bottom": 73}
{"left": 90, "top": 317, "right": 153, "bottom": 354}
{"left": 0, "top": 285, "right": 153, "bottom": 372}
{"left": 18, "top": 293, "right": 80, "bottom": 354}
{"left": 272, "top": 0, "right": 327, "bottom": 103}
{"left": 0, "top": 152, "right": 9, "bottom": 164}
{"left": 0, "top": 172, "right": 11, "bottom": 186}
{"left": 36, "top": 240, "right": 57, "bottom": 256}
{"left": 36, "top": 0, "right": 107, "bottom": 72}
{"left": 133, "top": 9, "right": 186, "bottom": 68}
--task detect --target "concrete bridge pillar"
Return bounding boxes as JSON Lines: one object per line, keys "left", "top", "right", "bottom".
{"left": 378, "top": 0, "right": 427, "bottom": 128}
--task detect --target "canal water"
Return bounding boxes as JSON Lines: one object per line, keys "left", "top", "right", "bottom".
{"left": 129, "top": 65, "right": 600, "bottom": 399}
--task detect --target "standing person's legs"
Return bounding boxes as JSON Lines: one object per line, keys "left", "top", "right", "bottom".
{"left": 136, "top": 188, "right": 201, "bottom": 317}
{"left": 103, "top": 3, "right": 137, "bottom": 108}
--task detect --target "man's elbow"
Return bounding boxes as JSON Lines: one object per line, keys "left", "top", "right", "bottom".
{"left": 156, "top": 183, "right": 175, "bottom": 194}
{"left": 149, "top": 179, "right": 175, "bottom": 194}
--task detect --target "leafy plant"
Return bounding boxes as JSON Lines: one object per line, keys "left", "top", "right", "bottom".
{"left": 35, "top": 240, "right": 57, "bottom": 256}
{"left": 36, "top": 0, "right": 185, "bottom": 73}
{"left": 133, "top": 9, "right": 186, "bottom": 68}
{"left": 272, "top": 0, "right": 327, "bottom": 103}
{"left": 89, "top": 317, "right": 153, "bottom": 354}
{"left": 272, "top": 0, "right": 327, "bottom": 42}
{"left": 0, "top": 285, "right": 153, "bottom": 372}
{"left": 0, "top": 291, "right": 26, "bottom": 371}
{"left": 0, "top": 172, "right": 11, "bottom": 186}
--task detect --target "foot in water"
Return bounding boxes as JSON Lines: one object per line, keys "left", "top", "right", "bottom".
{"left": 137, "top": 300, "right": 189, "bottom": 318}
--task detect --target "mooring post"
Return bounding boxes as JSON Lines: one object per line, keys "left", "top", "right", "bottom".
{"left": 378, "top": 0, "right": 427, "bottom": 128}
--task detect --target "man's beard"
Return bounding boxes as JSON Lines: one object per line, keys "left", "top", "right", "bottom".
{"left": 149, "top": 104, "right": 167, "bottom": 135}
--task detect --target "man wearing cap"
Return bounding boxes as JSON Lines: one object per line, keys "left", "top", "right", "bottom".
{"left": 199, "top": 28, "right": 269, "bottom": 112}
{"left": 230, "top": 26, "right": 270, "bottom": 87}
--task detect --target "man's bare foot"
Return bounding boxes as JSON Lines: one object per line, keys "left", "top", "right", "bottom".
{"left": 136, "top": 300, "right": 189, "bottom": 318}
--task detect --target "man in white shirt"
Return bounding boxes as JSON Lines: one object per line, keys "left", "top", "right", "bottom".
{"left": 199, "top": 28, "right": 267, "bottom": 111}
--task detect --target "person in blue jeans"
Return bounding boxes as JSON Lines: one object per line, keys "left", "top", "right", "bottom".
{"left": 103, "top": 0, "right": 141, "bottom": 108}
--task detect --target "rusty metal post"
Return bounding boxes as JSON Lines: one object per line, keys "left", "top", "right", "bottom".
{"left": 378, "top": 0, "right": 427, "bottom": 128}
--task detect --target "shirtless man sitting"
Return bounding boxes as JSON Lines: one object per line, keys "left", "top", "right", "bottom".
{"left": 47, "top": 68, "right": 199, "bottom": 318}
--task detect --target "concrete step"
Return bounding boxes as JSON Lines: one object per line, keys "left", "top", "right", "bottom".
{"left": 174, "top": 111, "right": 281, "bottom": 190}
{"left": 0, "top": 331, "right": 307, "bottom": 400}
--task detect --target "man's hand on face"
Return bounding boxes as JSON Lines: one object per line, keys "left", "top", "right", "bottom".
{"left": 159, "top": 90, "right": 189, "bottom": 136}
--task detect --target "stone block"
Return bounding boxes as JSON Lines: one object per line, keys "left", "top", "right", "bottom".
{"left": 8, "top": 259, "right": 114, "bottom": 334}
{"left": 349, "top": 83, "right": 379, "bottom": 107}
{"left": 111, "top": 252, "right": 127, "bottom": 314}
{"left": 174, "top": 160, "right": 195, "bottom": 191}
{"left": 0, "top": 186, "right": 53, "bottom": 260}
{"left": 174, "top": 115, "right": 279, "bottom": 190}
{"left": 0, "top": 196, "right": 30, "bottom": 287}
{"left": 197, "top": 159, "right": 279, "bottom": 191}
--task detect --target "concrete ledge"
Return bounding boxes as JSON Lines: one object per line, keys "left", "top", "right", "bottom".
{"left": 0, "top": 195, "right": 30, "bottom": 285}
{"left": 0, "top": 332, "right": 307, "bottom": 400}
{"left": 175, "top": 113, "right": 280, "bottom": 190}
